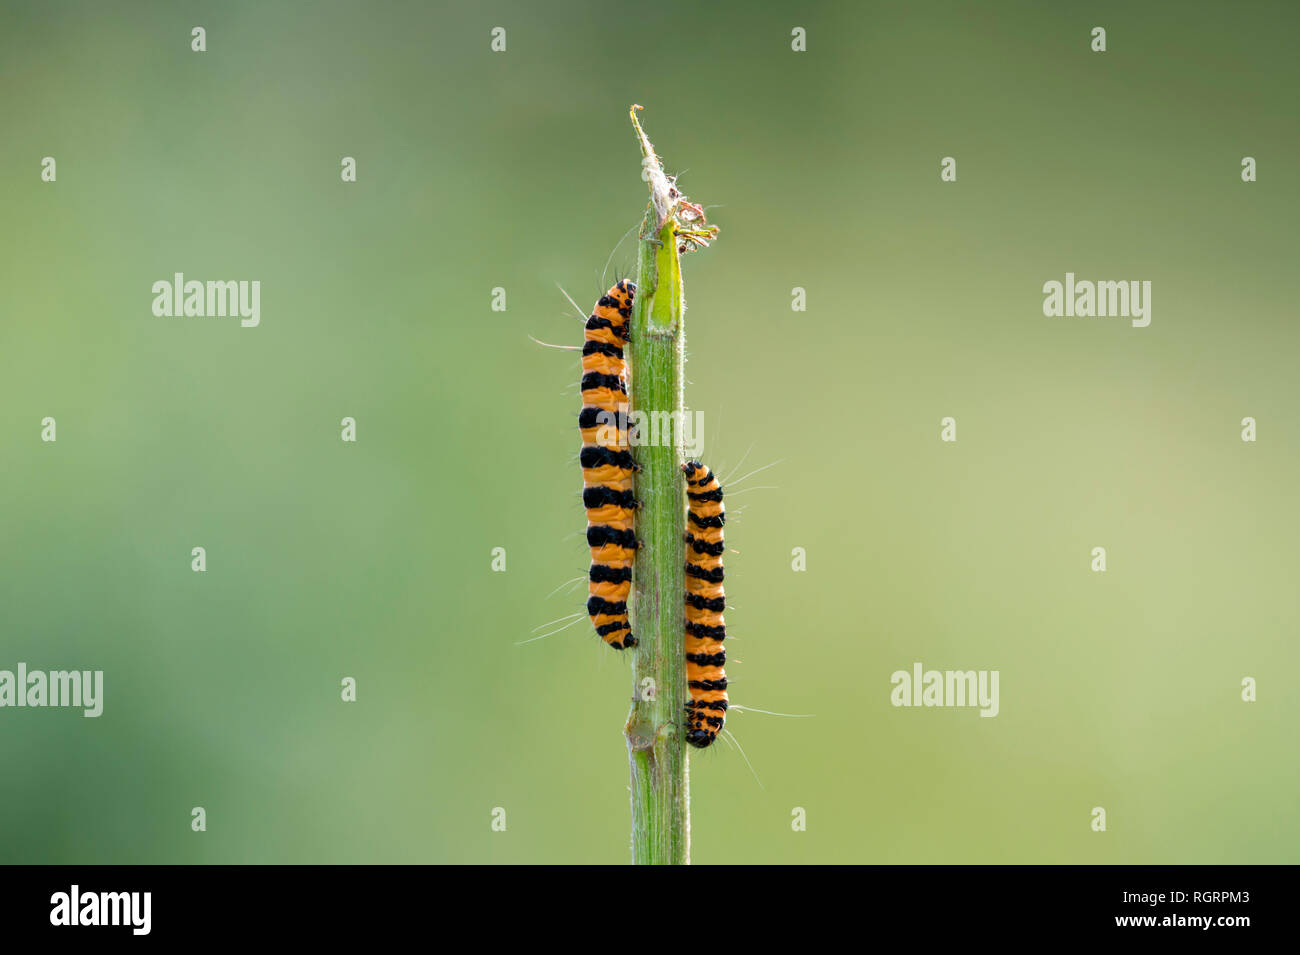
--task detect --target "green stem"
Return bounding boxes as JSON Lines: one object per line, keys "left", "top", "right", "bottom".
{"left": 625, "top": 107, "right": 689, "bottom": 865}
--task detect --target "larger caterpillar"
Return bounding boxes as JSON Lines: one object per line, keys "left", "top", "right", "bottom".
{"left": 579, "top": 279, "right": 638, "bottom": 650}
{"left": 682, "top": 460, "right": 728, "bottom": 748}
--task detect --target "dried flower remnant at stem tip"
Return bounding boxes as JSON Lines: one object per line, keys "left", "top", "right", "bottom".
{"left": 630, "top": 105, "right": 720, "bottom": 252}
{"left": 630, "top": 104, "right": 674, "bottom": 230}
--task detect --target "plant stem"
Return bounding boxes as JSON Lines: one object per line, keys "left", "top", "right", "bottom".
{"left": 625, "top": 106, "right": 690, "bottom": 865}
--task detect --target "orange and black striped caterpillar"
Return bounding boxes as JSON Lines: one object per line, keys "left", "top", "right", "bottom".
{"left": 682, "top": 460, "right": 728, "bottom": 748}
{"left": 580, "top": 279, "right": 639, "bottom": 650}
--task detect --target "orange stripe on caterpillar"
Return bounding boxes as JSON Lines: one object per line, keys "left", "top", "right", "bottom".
{"left": 682, "top": 460, "right": 727, "bottom": 747}
{"left": 581, "top": 280, "right": 638, "bottom": 649}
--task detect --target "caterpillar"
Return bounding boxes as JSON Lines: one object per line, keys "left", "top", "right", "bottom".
{"left": 580, "top": 279, "right": 638, "bottom": 650}
{"left": 682, "top": 460, "right": 728, "bottom": 748}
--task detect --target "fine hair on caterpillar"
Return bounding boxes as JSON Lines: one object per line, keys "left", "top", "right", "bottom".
{"left": 597, "top": 224, "right": 639, "bottom": 295}
{"left": 690, "top": 705, "right": 816, "bottom": 791}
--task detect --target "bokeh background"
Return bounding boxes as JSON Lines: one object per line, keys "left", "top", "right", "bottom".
{"left": 1, "top": 0, "right": 1296, "bottom": 864}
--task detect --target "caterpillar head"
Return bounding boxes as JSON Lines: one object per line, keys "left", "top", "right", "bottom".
{"left": 682, "top": 460, "right": 714, "bottom": 487}
{"left": 596, "top": 279, "right": 636, "bottom": 339}
{"left": 611, "top": 278, "right": 636, "bottom": 305}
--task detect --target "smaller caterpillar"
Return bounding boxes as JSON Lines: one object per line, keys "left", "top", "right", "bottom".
{"left": 682, "top": 460, "right": 728, "bottom": 748}
{"left": 580, "top": 280, "right": 639, "bottom": 650}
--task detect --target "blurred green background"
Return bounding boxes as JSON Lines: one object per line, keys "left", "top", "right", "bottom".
{"left": 1, "top": 0, "right": 1296, "bottom": 863}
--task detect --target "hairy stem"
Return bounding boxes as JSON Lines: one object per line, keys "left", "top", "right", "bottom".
{"left": 625, "top": 107, "right": 689, "bottom": 866}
